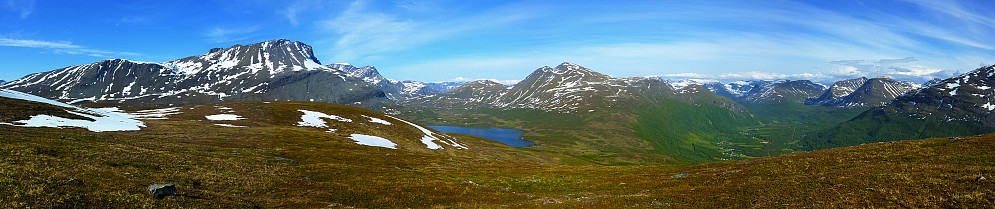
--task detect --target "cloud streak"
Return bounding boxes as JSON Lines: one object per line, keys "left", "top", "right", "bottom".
{"left": 316, "top": 0, "right": 534, "bottom": 62}
{"left": 4, "top": 0, "right": 35, "bottom": 19}
{"left": 203, "top": 26, "right": 260, "bottom": 43}
{"left": 0, "top": 37, "right": 140, "bottom": 58}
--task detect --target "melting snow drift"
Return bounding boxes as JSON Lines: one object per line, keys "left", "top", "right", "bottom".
{"left": 205, "top": 114, "right": 244, "bottom": 121}
{"left": 297, "top": 109, "right": 351, "bottom": 128}
{"left": 348, "top": 134, "right": 397, "bottom": 149}
{"left": 0, "top": 89, "right": 145, "bottom": 132}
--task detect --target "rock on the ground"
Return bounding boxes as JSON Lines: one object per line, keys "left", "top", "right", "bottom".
{"left": 148, "top": 184, "right": 177, "bottom": 199}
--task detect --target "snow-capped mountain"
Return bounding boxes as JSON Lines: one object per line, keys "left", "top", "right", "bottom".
{"left": 663, "top": 79, "right": 825, "bottom": 104}
{"left": 0, "top": 80, "right": 5, "bottom": 84}
{"left": 424, "top": 81, "right": 473, "bottom": 93}
{"left": 805, "top": 77, "right": 869, "bottom": 105}
{"left": 404, "top": 62, "right": 750, "bottom": 114}
{"left": 884, "top": 64, "right": 995, "bottom": 126}
{"left": 0, "top": 39, "right": 385, "bottom": 107}
{"left": 327, "top": 63, "right": 439, "bottom": 100}
{"left": 403, "top": 80, "right": 509, "bottom": 109}
{"left": 923, "top": 78, "right": 944, "bottom": 87}
{"left": 807, "top": 77, "right": 920, "bottom": 108}
{"left": 737, "top": 80, "right": 825, "bottom": 104}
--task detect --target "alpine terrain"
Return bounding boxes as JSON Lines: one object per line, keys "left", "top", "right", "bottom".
{"left": 806, "top": 77, "right": 921, "bottom": 108}
{"left": 399, "top": 62, "right": 759, "bottom": 164}
{"left": 805, "top": 64, "right": 995, "bottom": 149}
{"left": 327, "top": 63, "right": 440, "bottom": 100}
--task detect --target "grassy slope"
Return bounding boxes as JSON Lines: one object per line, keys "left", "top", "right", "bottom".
{"left": 2, "top": 100, "right": 994, "bottom": 207}
{"left": 740, "top": 103, "right": 869, "bottom": 154}
{"left": 802, "top": 108, "right": 995, "bottom": 150}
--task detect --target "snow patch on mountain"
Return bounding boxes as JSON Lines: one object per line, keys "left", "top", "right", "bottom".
{"left": 297, "top": 110, "right": 352, "bottom": 128}
{"left": 205, "top": 114, "right": 243, "bottom": 121}
{"left": 348, "top": 134, "right": 398, "bottom": 149}
{"left": 386, "top": 115, "right": 466, "bottom": 149}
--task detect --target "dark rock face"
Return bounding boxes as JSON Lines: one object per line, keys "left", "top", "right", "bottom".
{"left": 148, "top": 184, "right": 176, "bottom": 199}
{"left": 0, "top": 39, "right": 385, "bottom": 107}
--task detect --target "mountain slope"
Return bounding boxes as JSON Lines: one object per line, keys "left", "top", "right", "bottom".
{"left": 425, "top": 81, "right": 472, "bottom": 93}
{"left": 804, "top": 65, "right": 995, "bottom": 150}
{"left": 806, "top": 77, "right": 920, "bottom": 108}
{"left": 821, "top": 77, "right": 920, "bottom": 108}
{"left": 0, "top": 39, "right": 385, "bottom": 107}
{"left": 400, "top": 80, "right": 509, "bottom": 109}
{"left": 805, "top": 77, "right": 868, "bottom": 105}
{"left": 5, "top": 102, "right": 994, "bottom": 208}
{"left": 327, "top": 63, "right": 439, "bottom": 100}
{"left": 740, "top": 80, "right": 825, "bottom": 104}
{"left": 398, "top": 62, "right": 758, "bottom": 164}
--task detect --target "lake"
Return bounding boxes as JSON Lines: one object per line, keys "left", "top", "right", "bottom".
{"left": 427, "top": 126, "right": 534, "bottom": 147}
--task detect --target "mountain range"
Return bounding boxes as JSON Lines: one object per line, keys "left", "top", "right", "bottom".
{"left": 805, "top": 77, "right": 921, "bottom": 108}
{"left": 0, "top": 39, "right": 385, "bottom": 107}
{"left": 666, "top": 79, "right": 826, "bottom": 104}
{"left": 326, "top": 63, "right": 440, "bottom": 100}
{"left": 667, "top": 76, "right": 922, "bottom": 108}
{"left": 805, "top": 64, "right": 995, "bottom": 149}
{"left": 399, "top": 62, "right": 757, "bottom": 163}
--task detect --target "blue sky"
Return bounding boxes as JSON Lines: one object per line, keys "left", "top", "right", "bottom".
{"left": 1, "top": 0, "right": 993, "bottom": 84}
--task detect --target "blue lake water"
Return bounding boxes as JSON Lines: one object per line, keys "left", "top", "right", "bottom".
{"left": 427, "top": 126, "right": 534, "bottom": 147}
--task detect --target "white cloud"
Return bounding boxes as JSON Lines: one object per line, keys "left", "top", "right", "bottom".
{"left": 281, "top": 0, "right": 321, "bottom": 26}
{"left": 203, "top": 26, "right": 260, "bottom": 43}
{"left": 0, "top": 38, "right": 79, "bottom": 48}
{"left": 4, "top": 0, "right": 35, "bottom": 19}
{"left": 0, "top": 37, "right": 142, "bottom": 58}
{"left": 316, "top": 0, "right": 533, "bottom": 62}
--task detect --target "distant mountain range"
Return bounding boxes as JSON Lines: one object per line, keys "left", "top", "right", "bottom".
{"left": 424, "top": 81, "right": 473, "bottom": 93}
{"left": 665, "top": 79, "right": 826, "bottom": 104}
{"left": 666, "top": 76, "right": 921, "bottom": 108}
{"left": 806, "top": 77, "right": 921, "bottom": 108}
{"left": 327, "top": 63, "right": 440, "bottom": 100}
{"left": 399, "top": 62, "right": 757, "bottom": 163}
{"left": 0, "top": 39, "right": 384, "bottom": 107}
{"left": 805, "top": 64, "right": 995, "bottom": 149}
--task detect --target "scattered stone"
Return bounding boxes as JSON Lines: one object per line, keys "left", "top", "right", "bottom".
{"left": 977, "top": 176, "right": 987, "bottom": 181}
{"left": 541, "top": 198, "right": 562, "bottom": 204}
{"left": 148, "top": 184, "right": 177, "bottom": 199}
{"left": 671, "top": 173, "right": 689, "bottom": 178}
{"left": 717, "top": 169, "right": 742, "bottom": 176}
{"left": 462, "top": 180, "right": 479, "bottom": 186}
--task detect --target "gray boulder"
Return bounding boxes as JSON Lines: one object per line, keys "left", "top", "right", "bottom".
{"left": 148, "top": 184, "right": 176, "bottom": 199}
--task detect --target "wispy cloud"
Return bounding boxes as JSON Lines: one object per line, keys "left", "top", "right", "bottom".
{"left": 0, "top": 38, "right": 79, "bottom": 48}
{"left": 0, "top": 37, "right": 141, "bottom": 58}
{"left": 316, "top": 0, "right": 533, "bottom": 62}
{"left": 4, "top": 0, "right": 35, "bottom": 19}
{"left": 203, "top": 26, "right": 260, "bottom": 43}
{"left": 280, "top": 0, "right": 321, "bottom": 26}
